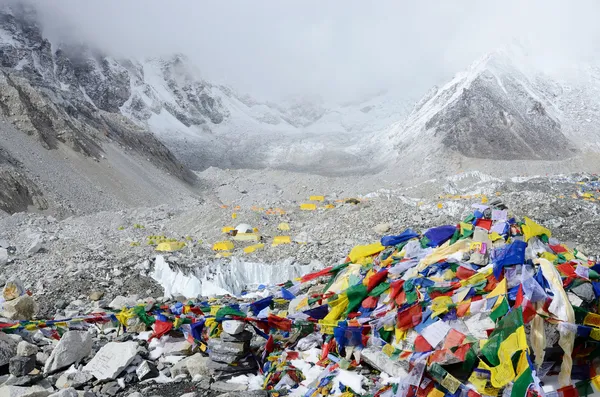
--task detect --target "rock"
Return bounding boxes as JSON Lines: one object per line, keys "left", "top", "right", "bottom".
{"left": 210, "top": 381, "right": 247, "bottom": 393}
{"left": 126, "top": 393, "right": 143, "bottom": 397}
{"left": 35, "top": 353, "right": 48, "bottom": 366}
{"left": 209, "top": 351, "right": 247, "bottom": 364}
{"left": 16, "top": 342, "right": 38, "bottom": 357}
{"left": 47, "top": 389, "right": 77, "bottom": 397}
{"left": 207, "top": 339, "right": 247, "bottom": 355}
{"left": 0, "top": 248, "right": 8, "bottom": 266}
{"left": 220, "top": 330, "right": 253, "bottom": 342}
{"left": 373, "top": 223, "right": 391, "bottom": 234}
{"left": 99, "top": 382, "right": 120, "bottom": 397}
{"left": 2, "top": 296, "right": 37, "bottom": 320}
{"left": 170, "top": 354, "right": 211, "bottom": 378}
{"left": 207, "top": 356, "right": 257, "bottom": 375}
{"left": 294, "top": 231, "right": 315, "bottom": 244}
{"left": 82, "top": 341, "right": 138, "bottom": 381}
{"left": 0, "top": 332, "right": 19, "bottom": 366}
{"left": 572, "top": 282, "right": 595, "bottom": 303}
{"left": 0, "top": 385, "right": 50, "bottom": 397}
{"left": 3, "top": 279, "right": 25, "bottom": 301}
{"left": 3, "top": 374, "right": 42, "bottom": 387}
{"left": 44, "top": 331, "right": 93, "bottom": 374}
{"left": 135, "top": 361, "right": 158, "bottom": 381}
{"left": 9, "top": 356, "right": 35, "bottom": 377}
{"left": 108, "top": 296, "right": 137, "bottom": 310}
{"left": 26, "top": 235, "right": 43, "bottom": 256}
{"left": 361, "top": 348, "right": 409, "bottom": 378}
{"left": 87, "top": 292, "right": 103, "bottom": 301}
{"left": 55, "top": 371, "right": 93, "bottom": 389}
{"left": 160, "top": 339, "right": 192, "bottom": 356}
{"left": 221, "top": 320, "right": 246, "bottom": 335}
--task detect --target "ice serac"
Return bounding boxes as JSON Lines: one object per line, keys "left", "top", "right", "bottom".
{"left": 152, "top": 255, "right": 321, "bottom": 298}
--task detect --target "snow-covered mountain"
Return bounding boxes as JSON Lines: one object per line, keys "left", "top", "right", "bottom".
{"left": 3, "top": 1, "right": 600, "bottom": 216}
{"left": 374, "top": 49, "right": 600, "bottom": 179}
{"left": 0, "top": 4, "right": 198, "bottom": 215}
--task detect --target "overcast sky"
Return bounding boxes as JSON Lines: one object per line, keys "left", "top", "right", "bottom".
{"left": 24, "top": 0, "right": 600, "bottom": 103}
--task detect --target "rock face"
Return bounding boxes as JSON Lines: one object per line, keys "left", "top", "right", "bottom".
{"left": 388, "top": 52, "right": 577, "bottom": 168}
{"left": 0, "top": 4, "right": 196, "bottom": 214}
{"left": 82, "top": 341, "right": 138, "bottom": 381}
{"left": 43, "top": 331, "right": 92, "bottom": 374}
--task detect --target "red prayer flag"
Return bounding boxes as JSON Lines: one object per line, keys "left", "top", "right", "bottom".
{"left": 267, "top": 314, "right": 292, "bottom": 332}
{"left": 367, "top": 269, "right": 389, "bottom": 292}
{"left": 397, "top": 304, "right": 422, "bottom": 331}
{"left": 149, "top": 320, "right": 173, "bottom": 341}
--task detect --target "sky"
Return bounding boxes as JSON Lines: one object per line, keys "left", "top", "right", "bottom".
{"left": 19, "top": 0, "right": 600, "bottom": 103}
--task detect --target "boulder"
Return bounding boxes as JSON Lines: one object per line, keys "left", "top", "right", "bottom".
{"left": 44, "top": 331, "right": 92, "bottom": 374}
{"left": 26, "top": 236, "right": 43, "bottom": 256}
{"left": 0, "top": 333, "right": 19, "bottom": 366}
{"left": 170, "top": 353, "right": 211, "bottom": 378}
{"left": 108, "top": 296, "right": 137, "bottom": 310}
{"left": 82, "top": 341, "right": 138, "bottom": 381}
{"left": 3, "top": 280, "right": 25, "bottom": 301}
{"left": 373, "top": 223, "right": 391, "bottom": 234}
{"left": 2, "top": 296, "right": 37, "bottom": 320}
{"left": 221, "top": 320, "right": 245, "bottom": 335}
{"left": 87, "top": 292, "right": 103, "bottom": 302}
{"left": 0, "top": 385, "right": 50, "bottom": 397}
{"left": 16, "top": 342, "right": 38, "bottom": 358}
{"left": 9, "top": 356, "right": 35, "bottom": 377}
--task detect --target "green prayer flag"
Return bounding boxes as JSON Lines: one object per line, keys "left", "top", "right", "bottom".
{"left": 344, "top": 283, "right": 369, "bottom": 316}
{"left": 511, "top": 366, "right": 533, "bottom": 397}
{"left": 215, "top": 306, "right": 245, "bottom": 321}
{"left": 133, "top": 306, "right": 156, "bottom": 326}
{"left": 490, "top": 297, "right": 509, "bottom": 322}
{"left": 368, "top": 282, "right": 390, "bottom": 297}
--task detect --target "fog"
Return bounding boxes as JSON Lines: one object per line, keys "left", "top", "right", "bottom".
{"left": 18, "top": 0, "right": 600, "bottom": 102}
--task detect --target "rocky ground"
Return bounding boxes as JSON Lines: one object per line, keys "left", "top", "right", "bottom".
{"left": 0, "top": 170, "right": 598, "bottom": 396}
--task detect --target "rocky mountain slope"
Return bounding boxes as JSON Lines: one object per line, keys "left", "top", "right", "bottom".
{"left": 0, "top": 4, "right": 197, "bottom": 216}
{"left": 374, "top": 50, "right": 600, "bottom": 181}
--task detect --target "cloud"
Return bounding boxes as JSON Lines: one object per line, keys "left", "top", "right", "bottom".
{"left": 14, "top": 0, "right": 600, "bottom": 102}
